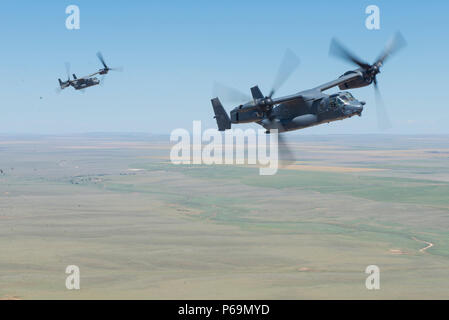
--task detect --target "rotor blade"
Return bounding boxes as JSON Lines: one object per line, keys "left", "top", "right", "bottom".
{"left": 277, "top": 133, "right": 296, "bottom": 167}
{"left": 329, "top": 38, "right": 371, "bottom": 69}
{"left": 97, "top": 52, "right": 108, "bottom": 68}
{"left": 100, "top": 74, "right": 106, "bottom": 86}
{"left": 65, "top": 62, "right": 71, "bottom": 80}
{"left": 264, "top": 115, "right": 295, "bottom": 167}
{"left": 269, "top": 49, "right": 300, "bottom": 98}
{"left": 375, "top": 31, "right": 407, "bottom": 65}
{"left": 374, "top": 82, "right": 392, "bottom": 130}
{"left": 110, "top": 66, "right": 124, "bottom": 72}
{"left": 213, "top": 82, "right": 251, "bottom": 105}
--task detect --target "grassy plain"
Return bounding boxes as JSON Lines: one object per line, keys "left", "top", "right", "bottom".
{"left": 0, "top": 134, "right": 449, "bottom": 299}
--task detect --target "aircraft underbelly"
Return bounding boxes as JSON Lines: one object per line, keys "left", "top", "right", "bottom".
{"left": 282, "top": 113, "right": 352, "bottom": 132}
{"left": 283, "top": 114, "right": 318, "bottom": 131}
{"left": 75, "top": 82, "right": 98, "bottom": 90}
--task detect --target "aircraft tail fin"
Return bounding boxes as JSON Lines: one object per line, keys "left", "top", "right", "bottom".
{"left": 251, "top": 86, "right": 264, "bottom": 100}
{"left": 211, "top": 98, "right": 231, "bottom": 131}
{"left": 58, "top": 79, "right": 63, "bottom": 86}
{"left": 72, "top": 74, "right": 77, "bottom": 79}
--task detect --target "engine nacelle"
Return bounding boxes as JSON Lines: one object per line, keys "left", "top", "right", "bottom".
{"left": 338, "top": 71, "right": 372, "bottom": 90}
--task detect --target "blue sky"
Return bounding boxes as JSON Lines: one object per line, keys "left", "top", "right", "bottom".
{"left": 0, "top": 0, "right": 448, "bottom": 134}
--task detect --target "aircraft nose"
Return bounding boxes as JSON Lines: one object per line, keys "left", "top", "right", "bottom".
{"left": 354, "top": 104, "right": 364, "bottom": 112}
{"left": 353, "top": 104, "right": 364, "bottom": 115}
{"left": 344, "top": 104, "right": 363, "bottom": 115}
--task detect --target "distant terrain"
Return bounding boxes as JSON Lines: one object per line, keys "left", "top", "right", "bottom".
{"left": 1, "top": 134, "right": 449, "bottom": 299}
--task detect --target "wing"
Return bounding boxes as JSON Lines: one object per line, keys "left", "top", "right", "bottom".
{"left": 74, "top": 71, "right": 101, "bottom": 81}
{"left": 314, "top": 71, "right": 362, "bottom": 92}
{"left": 271, "top": 93, "right": 305, "bottom": 105}
{"left": 280, "top": 96, "right": 309, "bottom": 114}
{"left": 85, "top": 71, "right": 101, "bottom": 78}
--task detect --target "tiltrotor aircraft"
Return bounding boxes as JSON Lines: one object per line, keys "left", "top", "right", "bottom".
{"left": 57, "top": 52, "right": 122, "bottom": 92}
{"left": 211, "top": 33, "right": 406, "bottom": 133}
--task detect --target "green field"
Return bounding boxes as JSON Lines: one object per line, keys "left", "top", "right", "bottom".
{"left": 1, "top": 134, "right": 449, "bottom": 299}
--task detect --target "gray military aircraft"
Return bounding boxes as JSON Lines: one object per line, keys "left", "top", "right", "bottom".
{"left": 57, "top": 52, "right": 121, "bottom": 92}
{"left": 212, "top": 33, "right": 406, "bottom": 133}
{"left": 57, "top": 62, "right": 100, "bottom": 91}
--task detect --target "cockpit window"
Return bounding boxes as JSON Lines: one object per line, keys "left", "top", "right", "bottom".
{"left": 341, "top": 92, "right": 355, "bottom": 101}
{"left": 337, "top": 92, "right": 355, "bottom": 105}
{"left": 328, "top": 92, "right": 356, "bottom": 110}
{"left": 337, "top": 97, "right": 346, "bottom": 106}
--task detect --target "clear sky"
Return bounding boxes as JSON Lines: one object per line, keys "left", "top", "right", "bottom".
{"left": 0, "top": 0, "right": 448, "bottom": 135}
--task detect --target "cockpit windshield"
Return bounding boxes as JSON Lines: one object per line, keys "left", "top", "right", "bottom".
{"left": 341, "top": 92, "right": 355, "bottom": 101}
{"left": 337, "top": 92, "right": 355, "bottom": 105}
{"left": 329, "top": 92, "right": 356, "bottom": 109}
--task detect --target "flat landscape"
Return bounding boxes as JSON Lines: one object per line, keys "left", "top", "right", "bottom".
{"left": 1, "top": 134, "right": 449, "bottom": 299}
